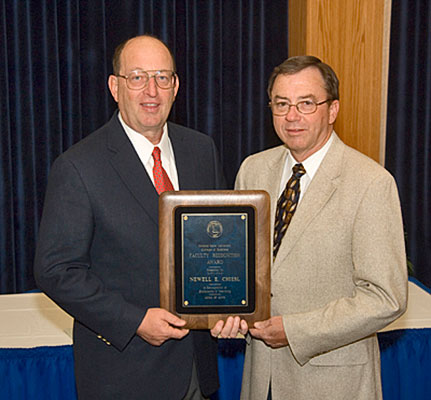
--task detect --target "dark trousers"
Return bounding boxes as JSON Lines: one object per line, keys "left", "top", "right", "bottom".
{"left": 183, "top": 361, "right": 207, "bottom": 400}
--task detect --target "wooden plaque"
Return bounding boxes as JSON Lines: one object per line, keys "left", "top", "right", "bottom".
{"left": 159, "top": 190, "right": 271, "bottom": 329}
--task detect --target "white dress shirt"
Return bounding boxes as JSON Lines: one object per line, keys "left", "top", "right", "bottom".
{"left": 118, "top": 113, "right": 179, "bottom": 190}
{"left": 278, "top": 133, "right": 334, "bottom": 202}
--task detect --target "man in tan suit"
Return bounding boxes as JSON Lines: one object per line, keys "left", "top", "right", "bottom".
{"left": 231, "top": 56, "right": 407, "bottom": 400}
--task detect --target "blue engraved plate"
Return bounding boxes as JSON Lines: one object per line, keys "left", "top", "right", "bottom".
{"left": 182, "top": 213, "right": 248, "bottom": 308}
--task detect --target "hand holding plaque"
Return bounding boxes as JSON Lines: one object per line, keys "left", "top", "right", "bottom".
{"left": 159, "top": 190, "right": 271, "bottom": 329}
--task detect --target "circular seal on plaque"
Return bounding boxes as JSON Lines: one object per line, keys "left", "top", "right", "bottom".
{"left": 206, "top": 220, "right": 223, "bottom": 238}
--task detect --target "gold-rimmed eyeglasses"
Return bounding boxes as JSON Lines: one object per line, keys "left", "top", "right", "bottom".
{"left": 116, "top": 69, "right": 177, "bottom": 90}
{"left": 269, "top": 99, "right": 331, "bottom": 116}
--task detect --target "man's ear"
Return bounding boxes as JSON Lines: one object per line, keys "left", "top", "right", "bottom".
{"left": 328, "top": 99, "right": 340, "bottom": 125}
{"left": 173, "top": 73, "right": 179, "bottom": 99}
{"left": 108, "top": 75, "right": 119, "bottom": 103}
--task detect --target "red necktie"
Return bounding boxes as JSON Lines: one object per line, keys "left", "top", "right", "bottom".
{"left": 152, "top": 147, "right": 174, "bottom": 195}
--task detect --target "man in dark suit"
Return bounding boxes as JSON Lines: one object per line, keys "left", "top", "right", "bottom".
{"left": 34, "top": 35, "right": 225, "bottom": 399}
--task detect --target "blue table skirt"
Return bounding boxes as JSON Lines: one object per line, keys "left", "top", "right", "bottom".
{"left": 379, "top": 329, "right": 431, "bottom": 400}
{"left": 0, "top": 345, "right": 76, "bottom": 400}
{"left": 1, "top": 330, "right": 430, "bottom": 400}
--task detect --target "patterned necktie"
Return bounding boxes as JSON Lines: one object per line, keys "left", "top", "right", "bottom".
{"left": 152, "top": 147, "right": 174, "bottom": 195}
{"left": 273, "top": 163, "right": 306, "bottom": 259}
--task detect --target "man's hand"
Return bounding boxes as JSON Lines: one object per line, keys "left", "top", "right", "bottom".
{"left": 136, "top": 308, "right": 189, "bottom": 346}
{"left": 249, "top": 316, "right": 288, "bottom": 348}
{"left": 211, "top": 316, "right": 249, "bottom": 339}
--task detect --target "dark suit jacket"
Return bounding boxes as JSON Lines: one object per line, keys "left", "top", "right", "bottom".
{"left": 34, "top": 113, "right": 226, "bottom": 399}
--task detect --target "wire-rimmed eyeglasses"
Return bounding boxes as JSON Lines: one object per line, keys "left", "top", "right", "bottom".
{"left": 269, "top": 99, "right": 331, "bottom": 116}
{"left": 116, "top": 69, "right": 177, "bottom": 90}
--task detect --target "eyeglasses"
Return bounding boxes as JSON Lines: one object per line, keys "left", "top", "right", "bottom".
{"left": 116, "top": 70, "right": 177, "bottom": 90}
{"left": 269, "top": 99, "right": 331, "bottom": 116}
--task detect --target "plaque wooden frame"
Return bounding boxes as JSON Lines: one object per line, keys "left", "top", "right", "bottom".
{"left": 159, "top": 190, "right": 271, "bottom": 329}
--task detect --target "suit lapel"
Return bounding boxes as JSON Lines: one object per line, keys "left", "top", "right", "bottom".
{"left": 265, "top": 147, "right": 289, "bottom": 223}
{"left": 106, "top": 114, "right": 159, "bottom": 225}
{"left": 273, "top": 134, "right": 345, "bottom": 273}
{"left": 168, "top": 123, "right": 196, "bottom": 190}
{"left": 105, "top": 118, "right": 199, "bottom": 226}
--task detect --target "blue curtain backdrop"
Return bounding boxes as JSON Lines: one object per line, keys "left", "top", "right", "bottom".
{"left": 1, "top": 0, "right": 430, "bottom": 294}
{"left": 0, "top": 0, "right": 286, "bottom": 294}
{"left": 385, "top": 0, "right": 431, "bottom": 288}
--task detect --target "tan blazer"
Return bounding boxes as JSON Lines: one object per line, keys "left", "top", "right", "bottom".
{"left": 235, "top": 133, "right": 407, "bottom": 400}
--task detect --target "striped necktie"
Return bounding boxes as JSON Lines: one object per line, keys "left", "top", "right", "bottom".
{"left": 273, "top": 163, "right": 306, "bottom": 259}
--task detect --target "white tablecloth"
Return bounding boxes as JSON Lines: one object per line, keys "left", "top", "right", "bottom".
{"left": 0, "top": 292, "right": 72, "bottom": 348}
{"left": 0, "top": 280, "right": 429, "bottom": 348}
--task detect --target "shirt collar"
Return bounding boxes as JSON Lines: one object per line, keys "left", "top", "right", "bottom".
{"left": 117, "top": 112, "right": 172, "bottom": 164}
{"left": 287, "top": 132, "right": 334, "bottom": 180}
